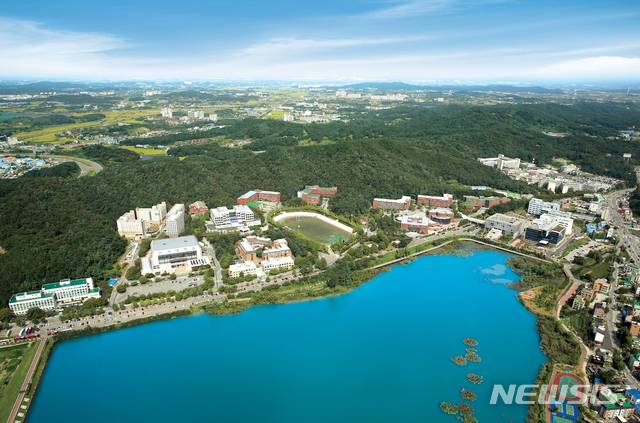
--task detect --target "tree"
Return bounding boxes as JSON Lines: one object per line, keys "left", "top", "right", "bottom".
{"left": 613, "top": 350, "right": 625, "bottom": 370}
{"left": 0, "top": 307, "right": 13, "bottom": 322}
{"left": 26, "top": 307, "right": 46, "bottom": 323}
{"left": 116, "top": 284, "right": 127, "bottom": 293}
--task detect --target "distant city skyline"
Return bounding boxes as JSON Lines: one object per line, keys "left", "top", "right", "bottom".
{"left": 1, "top": 0, "right": 639, "bottom": 83}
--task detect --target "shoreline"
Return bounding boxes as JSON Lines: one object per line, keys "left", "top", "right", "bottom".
{"left": 16, "top": 238, "right": 567, "bottom": 423}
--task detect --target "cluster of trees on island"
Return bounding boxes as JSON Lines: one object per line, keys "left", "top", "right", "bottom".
{"left": 0, "top": 101, "right": 639, "bottom": 304}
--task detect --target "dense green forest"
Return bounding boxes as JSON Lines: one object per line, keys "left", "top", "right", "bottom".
{"left": 0, "top": 101, "right": 638, "bottom": 304}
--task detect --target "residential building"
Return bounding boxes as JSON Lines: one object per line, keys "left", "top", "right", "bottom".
{"left": 160, "top": 107, "right": 173, "bottom": 118}
{"left": 527, "top": 198, "right": 561, "bottom": 216}
{"left": 165, "top": 203, "right": 185, "bottom": 237}
{"left": 417, "top": 193, "right": 453, "bottom": 208}
{"left": 141, "top": 235, "right": 208, "bottom": 274}
{"left": 237, "top": 189, "right": 281, "bottom": 206}
{"left": 372, "top": 196, "right": 411, "bottom": 211}
{"left": 478, "top": 154, "right": 521, "bottom": 170}
{"left": 188, "top": 201, "right": 208, "bottom": 217}
{"left": 116, "top": 210, "right": 146, "bottom": 239}
{"left": 597, "top": 389, "right": 635, "bottom": 420}
{"left": 484, "top": 213, "right": 525, "bottom": 236}
{"left": 297, "top": 185, "right": 338, "bottom": 205}
{"left": 209, "top": 205, "right": 258, "bottom": 230}
{"left": 117, "top": 202, "right": 168, "bottom": 239}
{"left": 261, "top": 256, "right": 295, "bottom": 273}
{"left": 428, "top": 208, "right": 455, "bottom": 224}
{"left": 9, "top": 277, "right": 100, "bottom": 315}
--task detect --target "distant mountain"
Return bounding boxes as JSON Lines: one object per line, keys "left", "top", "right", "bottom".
{"left": 333, "top": 81, "right": 562, "bottom": 93}
{"left": 338, "top": 82, "right": 423, "bottom": 90}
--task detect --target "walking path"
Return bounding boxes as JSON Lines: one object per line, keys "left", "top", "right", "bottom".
{"left": 366, "top": 237, "right": 551, "bottom": 272}
{"left": 7, "top": 339, "right": 46, "bottom": 423}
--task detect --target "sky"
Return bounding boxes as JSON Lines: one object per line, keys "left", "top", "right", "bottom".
{"left": 1, "top": 0, "right": 639, "bottom": 84}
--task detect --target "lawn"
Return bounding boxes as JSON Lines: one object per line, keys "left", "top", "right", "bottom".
{"left": 120, "top": 146, "right": 167, "bottom": 156}
{"left": 279, "top": 215, "right": 351, "bottom": 244}
{"left": 0, "top": 342, "right": 38, "bottom": 422}
{"left": 15, "top": 109, "right": 158, "bottom": 143}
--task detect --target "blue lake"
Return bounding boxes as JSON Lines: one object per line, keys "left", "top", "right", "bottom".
{"left": 28, "top": 248, "right": 545, "bottom": 422}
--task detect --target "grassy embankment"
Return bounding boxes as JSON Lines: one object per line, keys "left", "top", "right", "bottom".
{"left": 0, "top": 342, "right": 38, "bottom": 422}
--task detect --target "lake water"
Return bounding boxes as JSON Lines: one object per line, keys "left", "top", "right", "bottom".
{"left": 28, "top": 248, "right": 545, "bottom": 422}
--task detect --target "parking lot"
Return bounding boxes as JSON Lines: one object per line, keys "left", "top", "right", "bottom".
{"left": 113, "top": 274, "right": 205, "bottom": 303}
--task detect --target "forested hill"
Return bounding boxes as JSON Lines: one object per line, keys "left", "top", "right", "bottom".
{"left": 0, "top": 101, "right": 639, "bottom": 304}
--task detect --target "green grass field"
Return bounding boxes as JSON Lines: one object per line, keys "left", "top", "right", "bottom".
{"left": 279, "top": 215, "right": 351, "bottom": 244}
{"left": 120, "top": 146, "right": 167, "bottom": 156}
{"left": 15, "top": 109, "right": 158, "bottom": 143}
{"left": 0, "top": 342, "right": 38, "bottom": 422}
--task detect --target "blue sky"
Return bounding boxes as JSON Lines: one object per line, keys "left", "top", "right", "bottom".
{"left": 1, "top": 0, "right": 639, "bottom": 83}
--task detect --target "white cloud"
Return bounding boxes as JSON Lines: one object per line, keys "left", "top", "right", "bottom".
{"left": 534, "top": 56, "right": 640, "bottom": 81}
{"left": 0, "top": 16, "right": 638, "bottom": 83}
{"left": 363, "top": 0, "right": 508, "bottom": 19}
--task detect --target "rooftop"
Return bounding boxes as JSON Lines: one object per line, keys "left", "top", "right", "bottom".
{"left": 151, "top": 235, "right": 199, "bottom": 251}
{"left": 42, "top": 278, "right": 90, "bottom": 291}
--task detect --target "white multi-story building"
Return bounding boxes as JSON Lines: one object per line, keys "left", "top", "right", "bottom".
{"left": 117, "top": 211, "right": 146, "bottom": 239}
{"left": 161, "top": 107, "right": 173, "bottom": 118}
{"left": 209, "top": 205, "right": 258, "bottom": 230}
{"left": 136, "top": 202, "right": 167, "bottom": 225}
{"left": 166, "top": 203, "right": 185, "bottom": 237}
{"left": 41, "top": 278, "right": 101, "bottom": 305}
{"left": 478, "top": 154, "right": 521, "bottom": 170}
{"left": 527, "top": 198, "right": 561, "bottom": 216}
{"left": 261, "top": 256, "right": 295, "bottom": 273}
{"left": 229, "top": 261, "right": 258, "bottom": 278}
{"left": 142, "top": 235, "right": 207, "bottom": 274}
{"left": 9, "top": 291, "right": 56, "bottom": 315}
{"left": 117, "top": 202, "right": 168, "bottom": 239}
{"left": 484, "top": 213, "right": 525, "bottom": 236}
{"left": 9, "top": 277, "right": 100, "bottom": 315}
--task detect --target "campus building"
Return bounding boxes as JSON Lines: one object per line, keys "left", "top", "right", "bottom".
{"left": 142, "top": 235, "right": 208, "bottom": 274}
{"left": 527, "top": 198, "right": 561, "bottom": 216}
{"left": 372, "top": 196, "right": 411, "bottom": 211}
{"left": 231, "top": 237, "right": 295, "bottom": 278}
{"left": 9, "top": 277, "right": 101, "bottom": 315}
{"left": 165, "top": 203, "right": 185, "bottom": 238}
{"left": 483, "top": 213, "right": 525, "bottom": 236}
{"left": 417, "top": 193, "right": 453, "bottom": 208}
{"left": 237, "top": 189, "right": 281, "bottom": 206}
{"left": 297, "top": 185, "right": 338, "bottom": 205}
{"left": 524, "top": 212, "right": 573, "bottom": 245}
{"left": 209, "top": 205, "right": 259, "bottom": 230}
{"left": 463, "top": 195, "right": 510, "bottom": 211}
{"left": 398, "top": 213, "right": 432, "bottom": 234}
{"left": 428, "top": 207, "right": 455, "bottom": 224}
{"left": 116, "top": 202, "right": 168, "bottom": 239}
{"left": 188, "top": 201, "right": 209, "bottom": 217}
{"left": 478, "top": 154, "right": 521, "bottom": 170}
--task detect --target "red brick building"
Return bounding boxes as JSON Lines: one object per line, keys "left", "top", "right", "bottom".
{"left": 188, "top": 201, "right": 209, "bottom": 217}
{"left": 297, "top": 185, "right": 338, "bottom": 205}
{"left": 428, "top": 208, "right": 455, "bottom": 224}
{"left": 417, "top": 193, "right": 453, "bottom": 208}
{"left": 372, "top": 196, "right": 411, "bottom": 211}
{"left": 237, "top": 189, "right": 281, "bottom": 205}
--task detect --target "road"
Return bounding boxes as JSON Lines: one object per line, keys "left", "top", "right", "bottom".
{"left": 202, "top": 239, "right": 223, "bottom": 288}
{"left": 22, "top": 153, "right": 103, "bottom": 177}
{"left": 7, "top": 339, "right": 46, "bottom": 423}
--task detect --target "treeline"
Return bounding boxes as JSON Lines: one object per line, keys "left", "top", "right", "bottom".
{"left": 24, "top": 162, "right": 80, "bottom": 178}
{"left": 1, "top": 113, "right": 105, "bottom": 137}
{"left": 77, "top": 145, "right": 140, "bottom": 162}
